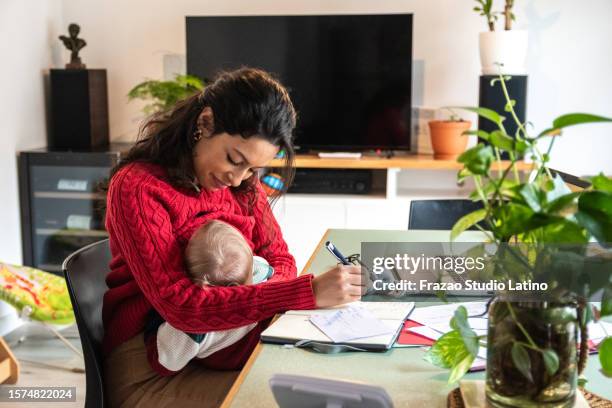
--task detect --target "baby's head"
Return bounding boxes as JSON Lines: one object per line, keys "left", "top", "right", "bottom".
{"left": 185, "top": 220, "right": 253, "bottom": 287}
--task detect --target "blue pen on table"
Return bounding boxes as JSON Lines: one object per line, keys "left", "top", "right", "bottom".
{"left": 325, "top": 241, "right": 351, "bottom": 265}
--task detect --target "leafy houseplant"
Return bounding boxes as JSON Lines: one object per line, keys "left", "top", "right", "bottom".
{"left": 474, "top": 0, "right": 515, "bottom": 31}
{"left": 474, "top": 0, "right": 527, "bottom": 75}
{"left": 424, "top": 73, "right": 612, "bottom": 407}
{"left": 127, "top": 74, "right": 205, "bottom": 115}
{"left": 428, "top": 111, "right": 471, "bottom": 160}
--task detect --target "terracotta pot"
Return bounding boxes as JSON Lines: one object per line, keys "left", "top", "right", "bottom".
{"left": 428, "top": 120, "right": 471, "bottom": 160}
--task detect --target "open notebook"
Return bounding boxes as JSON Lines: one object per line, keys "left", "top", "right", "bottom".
{"left": 261, "top": 301, "right": 415, "bottom": 350}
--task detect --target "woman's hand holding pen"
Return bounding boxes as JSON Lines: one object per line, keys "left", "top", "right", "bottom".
{"left": 311, "top": 265, "right": 364, "bottom": 308}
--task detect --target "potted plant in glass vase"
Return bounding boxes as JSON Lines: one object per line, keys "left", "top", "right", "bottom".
{"left": 475, "top": 0, "right": 528, "bottom": 75}
{"left": 424, "top": 73, "right": 612, "bottom": 407}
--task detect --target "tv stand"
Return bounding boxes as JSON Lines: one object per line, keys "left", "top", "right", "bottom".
{"left": 268, "top": 154, "right": 531, "bottom": 199}
{"left": 265, "top": 154, "right": 532, "bottom": 270}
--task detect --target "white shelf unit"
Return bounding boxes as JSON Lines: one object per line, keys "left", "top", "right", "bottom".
{"left": 271, "top": 169, "right": 481, "bottom": 271}
{"left": 266, "top": 156, "right": 530, "bottom": 271}
{"left": 272, "top": 193, "right": 413, "bottom": 271}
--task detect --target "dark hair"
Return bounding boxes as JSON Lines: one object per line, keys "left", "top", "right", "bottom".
{"left": 108, "top": 67, "right": 297, "bottom": 206}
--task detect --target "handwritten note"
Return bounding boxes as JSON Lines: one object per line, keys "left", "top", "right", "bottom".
{"left": 309, "top": 305, "right": 394, "bottom": 343}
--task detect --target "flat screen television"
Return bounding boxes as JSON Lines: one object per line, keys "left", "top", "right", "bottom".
{"left": 186, "top": 14, "right": 413, "bottom": 152}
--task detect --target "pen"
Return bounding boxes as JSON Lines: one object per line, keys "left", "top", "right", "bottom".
{"left": 325, "top": 241, "right": 351, "bottom": 265}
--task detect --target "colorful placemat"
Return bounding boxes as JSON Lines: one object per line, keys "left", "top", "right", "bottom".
{"left": 0, "top": 263, "right": 74, "bottom": 324}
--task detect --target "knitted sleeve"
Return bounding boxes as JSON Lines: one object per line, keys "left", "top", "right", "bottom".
{"left": 106, "top": 164, "right": 316, "bottom": 333}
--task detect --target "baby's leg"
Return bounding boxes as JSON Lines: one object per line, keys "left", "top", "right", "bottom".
{"left": 195, "top": 323, "right": 258, "bottom": 359}
{"left": 151, "top": 322, "right": 206, "bottom": 374}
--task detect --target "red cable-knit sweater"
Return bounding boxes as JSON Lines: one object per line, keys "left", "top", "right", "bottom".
{"left": 102, "top": 162, "right": 316, "bottom": 371}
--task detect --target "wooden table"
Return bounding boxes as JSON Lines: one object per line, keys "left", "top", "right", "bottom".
{"left": 222, "top": 229, "right": 612, "bottom": 408}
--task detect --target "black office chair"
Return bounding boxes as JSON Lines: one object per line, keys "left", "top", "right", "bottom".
{"left": 408, "top": 199, "right": 484, "bottom": 230}
{"left": 62, "top": 239, "right": 111, "bottom": 408}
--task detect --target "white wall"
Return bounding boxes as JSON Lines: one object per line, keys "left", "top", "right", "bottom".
{"left": 60, "top": 0, "right": 612, "bottom": 176}
{"left": 524, "top": 0, "right": 612, "bottom": 177}
{"left": 0, "top": 0, "right": 63, "bottom": 334}
{"left": 0, "top": 0, "right": 64, "bottom": 264}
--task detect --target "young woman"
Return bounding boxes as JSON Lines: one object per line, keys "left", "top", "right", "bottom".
{"left": 102, "top": 68, "right": 362, "bottom": 407}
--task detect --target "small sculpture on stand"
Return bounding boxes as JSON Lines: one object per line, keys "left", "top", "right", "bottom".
{"left": 59, "top": 23, "right": 87, "bottom": 69}
{"left": 51, "top": 23, "right": 109, "bottom": 149}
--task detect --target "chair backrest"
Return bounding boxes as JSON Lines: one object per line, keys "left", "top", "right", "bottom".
{"left": 408, "top": 199, "right": 484, "bottom": 230}
{"left": 62, "top": 239, "right": 111, "bottom": 408}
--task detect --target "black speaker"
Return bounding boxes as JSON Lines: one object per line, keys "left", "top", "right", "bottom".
{"left": 49, "top": 69, "right": 109, "bottom": 149}
{"left": 478, "top": 75, "right": 527, "bottom": 158}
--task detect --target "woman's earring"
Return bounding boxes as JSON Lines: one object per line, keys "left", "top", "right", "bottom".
{"left": 193, "top": 127, "right": 203, "bottom": 142}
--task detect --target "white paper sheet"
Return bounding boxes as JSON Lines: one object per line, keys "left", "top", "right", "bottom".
{"left": 408, "top": 325, "right": 443, "bottom": 341}
{"left": 310, "top": 305, "right": 394, "bottom": 343}
{"left": 409, "top": 302, "right": 489, "bottom": 329}
{"left": 588, "top": 321, "right": 612, "bottom": 344}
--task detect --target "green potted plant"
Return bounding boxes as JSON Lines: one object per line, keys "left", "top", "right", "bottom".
{"left": 127, "top": 74, "right": 205, "bottom": 115}
{"left": 429, "top": 110, "right": 472, "bottom": 160}
{"left": 474, "top": 0, "right": 528, "bottom": 75}
{"left": 425, "top": 73, "right": 612, "bottom": 407}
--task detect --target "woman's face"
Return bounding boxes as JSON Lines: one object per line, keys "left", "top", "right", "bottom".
{"left": 193, "top": 115, "right": 279, "bottom": 191}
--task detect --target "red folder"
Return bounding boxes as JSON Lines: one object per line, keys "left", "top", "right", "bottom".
{"left": 397, "top": 320, "right": 435, "bottom": 346}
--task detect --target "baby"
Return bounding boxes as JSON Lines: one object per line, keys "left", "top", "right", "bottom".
{"left": 184, "top": 219, "right": 273, "bottom": 288}
{"left": 144, "top": 220, "right": 273, "bottom": 375}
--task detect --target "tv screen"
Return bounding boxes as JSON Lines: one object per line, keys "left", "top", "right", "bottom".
{"left": 186, "top": 14, "right": 413, "bottom": 152}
